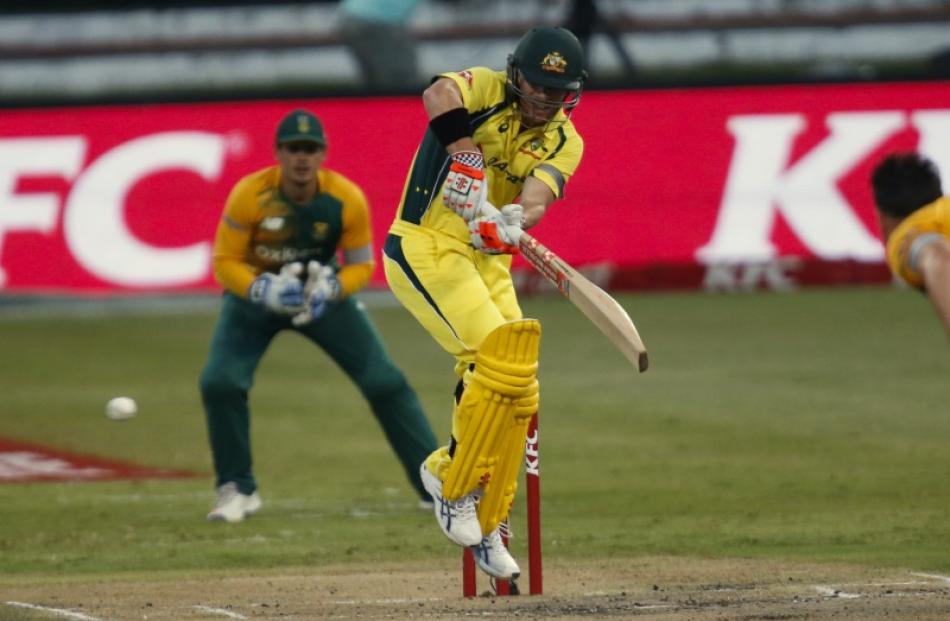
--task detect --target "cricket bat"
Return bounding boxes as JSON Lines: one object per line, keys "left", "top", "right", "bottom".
{"left": 519, "top": 232, "right": 649, "bottom": 373}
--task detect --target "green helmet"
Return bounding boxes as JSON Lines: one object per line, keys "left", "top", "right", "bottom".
{"left": 508, "top": 26, "right": 587, "bottom": 91}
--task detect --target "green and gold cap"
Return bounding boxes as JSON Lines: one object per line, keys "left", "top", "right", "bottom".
{"left": 275, "top": 109, "right": 327, "bottom": 146}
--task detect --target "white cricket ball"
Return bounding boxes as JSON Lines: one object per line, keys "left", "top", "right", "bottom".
{"left": 105, "top": 396, "right": 138, "bottom": 421}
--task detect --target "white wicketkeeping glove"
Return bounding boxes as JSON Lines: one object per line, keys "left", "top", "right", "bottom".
{"left": 248, "top": 262, "right": 305, "bottom": 315}
{"left": 469, "top": 203, "right": 524, "bottom": 255}
{"left": 292, "top": 260, "right": 341, "bottom": 326}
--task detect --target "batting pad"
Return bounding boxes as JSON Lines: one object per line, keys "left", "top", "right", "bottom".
{"left": 476, "top": 378, "right": 539, "bottom": 534}
{"left": 442, "top": 320, "right": 541, "bottom": 528}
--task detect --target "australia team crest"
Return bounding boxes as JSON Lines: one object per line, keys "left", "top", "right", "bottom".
{"left": 540, "top": 51, "right": 568, "bottom": 74}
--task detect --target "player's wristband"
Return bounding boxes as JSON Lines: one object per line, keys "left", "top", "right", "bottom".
{"left": 429, "top": 107, "right": 472, "bottom": 147}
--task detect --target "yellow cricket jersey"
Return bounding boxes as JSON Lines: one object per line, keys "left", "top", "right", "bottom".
{"left": 212, "top": 165, "right": 374, "bottom": 299}
{"left": 389, "top": 66, "right": 584, "bottom": 242}
{"left": 886, "top": 196, "right": 950, "bottom": 289}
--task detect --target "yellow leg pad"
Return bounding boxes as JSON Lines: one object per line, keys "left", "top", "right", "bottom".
{"left": 477, "top": 379, "right": 539, "bottom": 534}
{"left": 442, "top": 319, "right": 541, "bottom": 501}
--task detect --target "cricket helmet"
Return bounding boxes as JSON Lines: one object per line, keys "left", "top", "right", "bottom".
{"left": 507, "top": 26, "right": 587, "bottom": 110}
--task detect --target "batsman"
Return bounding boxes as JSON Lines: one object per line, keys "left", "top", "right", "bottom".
{"left": 383, "top": 26, "right": 587, "bottom": 579}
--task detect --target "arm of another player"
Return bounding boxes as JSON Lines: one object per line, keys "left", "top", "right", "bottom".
{"left": 918, "top": 237, "right": 950, "bottom": 337}
{"left": 334, "top": 181, "right": 375, "bottom": 297}
{"left": 212, "top": 181, "right": 262, "bottom": 297}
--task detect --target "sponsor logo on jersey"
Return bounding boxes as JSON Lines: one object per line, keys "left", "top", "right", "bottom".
{"left": 485, "top": 156, "right": 527, "bottom": 185}
{"left": 254, "top": 245, "right": 317, "bottom": 263}
{"left": 518, "top": 138, "right": 546, "bottom": 160}
{"left": 312, "top": 222, "right": 330, "bottom": 240}
{"left": 261, "top": 216, "right": 284, "bottom": 231}
{"left": 541, "top": 51, "right": 567, "bottom": 74}
{"left": 457, "top": 70, "right": 474, "bottom": 88}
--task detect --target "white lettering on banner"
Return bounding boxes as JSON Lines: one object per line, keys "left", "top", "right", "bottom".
{"left": 64, "top": 132, "right": 224, "bottom": 286}
{"left": 703, "top": 258, "right": 802, "bottom": 292}
{"left": 697, "top": 112, "right": 906, "bottom": 264}
{"left": 0, "top": 137, "right": 87, "bottom": 286}
{"left": 913, "top": 111, "right": 950, "bottom": 177}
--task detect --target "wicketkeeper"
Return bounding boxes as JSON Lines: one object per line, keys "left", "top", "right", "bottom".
{"left": 382, "top": 26, "right": 587, "bottom": 579}
{"left": 199, "top": 109, "right": 439, "bottom": 522}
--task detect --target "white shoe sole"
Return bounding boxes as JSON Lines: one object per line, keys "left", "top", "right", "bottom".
{"left": 207, "top": 510, "right": 244, "bottom": 523}
{"left": 472, "top": 543, "right": 521, "bottom": 579}
{"left": 473, "top": 557, "right": 521, "bottom": 580}
{"left": 207, "top": 492, "right": 261, "bottom": 523}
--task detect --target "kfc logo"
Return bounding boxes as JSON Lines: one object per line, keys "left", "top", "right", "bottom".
{"left": 697, "top": 110, "right": 950, "bottom": 265}
{"left": 524, "top": 427, "right": 539, "bottom": 476}
{"left": 0, "top": 132, "right": 226, "bottom": 287}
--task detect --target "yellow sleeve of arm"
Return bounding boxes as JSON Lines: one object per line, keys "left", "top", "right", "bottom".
{"left": 886, "top": 204, "right": 946, "bottom": 290}
{"left": 439, "top": 67, "right": 499, "bottom": 113}
{"left": 337, "top": 262, "right": 374, "bottom": 298}
{"left": 212, "top": 181, "right": 259, "bottom": 298}
{"left": 336, "top": 181, "right": 375, "bottom": 297}
{"left": 531, "top": 134, "right": 584, "bottom": 199}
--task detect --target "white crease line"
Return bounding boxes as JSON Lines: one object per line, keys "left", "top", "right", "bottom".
{"left": 331, "top": 597, "right": 442, "bottom": 605}
{"left": 814, "top": 586, "right": 861, "bottom": 599}
{"left": 835, "top": 581, "right": 932, "bottom": 587}
{"left": 193, "top": 605, "right": 248, "bottom": 619}
{"left": 911, "top": 572, "right": 950, "bottom": 584}
{"left": 6, "top": 601, "right": 106, "bottom": 621}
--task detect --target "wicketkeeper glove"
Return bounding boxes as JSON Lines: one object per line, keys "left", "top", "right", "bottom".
{"left": 469, "top": 203, "right": 524, "bottom": 255}
{"left": 443, "top": 150, "right": 488, "bottom": 221}
{"left": 248, "top": 262, "right": 305, "bottom": 315}
{"left": 291, "top": 260, "right": 341, "bottom": 326}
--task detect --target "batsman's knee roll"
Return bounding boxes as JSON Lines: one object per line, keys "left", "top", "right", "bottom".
{"left": 443, "top": 319, "right": 541, "bottom": 533}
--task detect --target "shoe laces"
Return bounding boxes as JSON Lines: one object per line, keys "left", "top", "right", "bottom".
{"left": 449, "top": 491, "right": 478, "bottom": 520}
{"left": 486, "top": 522, "right": 512, "bottom": 548}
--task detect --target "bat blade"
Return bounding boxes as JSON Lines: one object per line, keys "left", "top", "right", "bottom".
{"left": 519, "top": 233, "right": 649, "bottom": 373}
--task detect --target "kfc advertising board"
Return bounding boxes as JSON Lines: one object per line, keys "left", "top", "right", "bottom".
{"left": 1, "top": 81, "right": 948, "bottom": 295}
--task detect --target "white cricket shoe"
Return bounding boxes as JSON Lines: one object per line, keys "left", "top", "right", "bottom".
{"left": 419, "top": 464, "right": 482, "bottom": 546}
{"left": 206, "top": 482, "right": 262, "bottom": 523}
{"left": 471, "top": 525, "right": 521, "bottom": 579}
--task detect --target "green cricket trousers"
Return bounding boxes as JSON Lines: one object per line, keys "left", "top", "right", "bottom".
{"left": 199, "top": 292, "right": 438, "bottom": 499}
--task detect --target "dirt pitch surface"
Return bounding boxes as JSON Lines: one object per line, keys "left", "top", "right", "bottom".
{"left": 4, "top": 558, "right": 950, "bottom": 621}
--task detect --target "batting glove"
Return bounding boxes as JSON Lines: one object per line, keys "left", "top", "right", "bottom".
{"left": 292, "top": 260, "right": 341, "bottom": 326}
{"left": 469, "top": 203, "right": 523, "bottom": 255}
{"left": 443, "top": 150, "right": 487, "bottom": 221}
{"left": 248, "top": 262, "right": 305, "bottom": 315}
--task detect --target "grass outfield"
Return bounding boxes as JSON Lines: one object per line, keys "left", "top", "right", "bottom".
{"left": 1, "top": 286, "right": 948, "bottom": 584}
